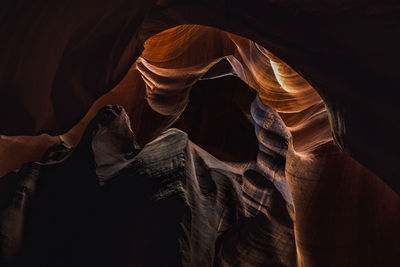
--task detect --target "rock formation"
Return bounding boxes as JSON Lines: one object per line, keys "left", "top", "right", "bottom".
{"left": 0, "top": 1, "right": 399, "bottom": 266}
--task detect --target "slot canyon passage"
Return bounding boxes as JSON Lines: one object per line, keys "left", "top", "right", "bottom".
{"left": 0, "top": 1, "right": 400, "bottom": 266}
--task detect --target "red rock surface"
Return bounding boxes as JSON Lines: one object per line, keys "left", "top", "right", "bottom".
{"left": 1, "top": 2, "right": 400, "bottom": 266}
